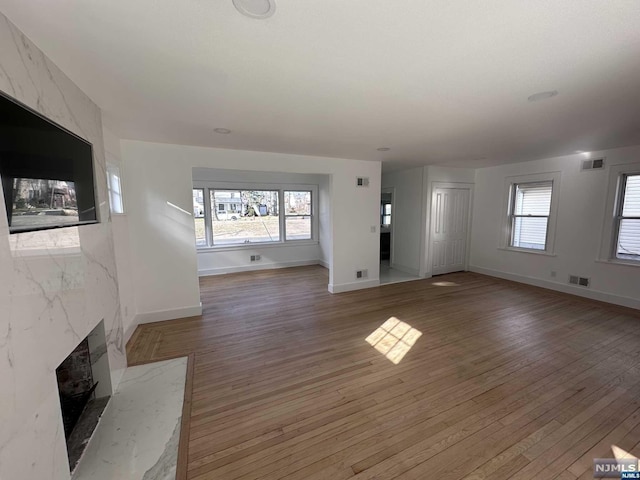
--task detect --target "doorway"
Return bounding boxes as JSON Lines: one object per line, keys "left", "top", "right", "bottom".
{"left": 379, "top": 188, "right": 420, "bottom": 285}
{"left": 430, "top": 186, "right": 471, "bottom": 275}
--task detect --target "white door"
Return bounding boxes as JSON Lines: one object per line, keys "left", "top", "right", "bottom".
{"left": 431, "top": 187, "right": 471, "bottom": 275}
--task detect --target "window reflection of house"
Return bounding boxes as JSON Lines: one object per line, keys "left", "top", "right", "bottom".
{"left": 13, "top": 178, "right": 77, "bottom": 211}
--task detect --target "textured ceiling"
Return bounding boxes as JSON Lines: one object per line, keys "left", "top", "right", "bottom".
{"left": 1, "top": 0, "right": 640, "bottom": 170}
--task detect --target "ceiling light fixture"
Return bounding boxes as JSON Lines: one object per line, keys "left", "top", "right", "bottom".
{"left": 527, "top": 90, "right": 559, "bottom": 102}
{"left": 214, "top": 128, "right": 231, "bottom": 134}
{"left": 232, "top": 0, "right": 276, "bottom": 19}
{"left": 377, "top": 147, "right": 390, "bottom": 152}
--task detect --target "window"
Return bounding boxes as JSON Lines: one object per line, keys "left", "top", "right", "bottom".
{"left": 502, "top": 172, "right": 559, "bottom": 255}
{"left": 614, "top": 174, "right": 640, "bottom": 261}
{"left": 381, "top": 203, "right": 392, "bottom": 226}
{"left": 211, "top": 190, "right": 279, "bottom": 245}
{"left": 192, "top": 184, "right": 317, "bottom": 248}
{"left": 192, "top": 188, "right": 206, "bottom": 246}
{"left": 284, "top": 191, "right": 312, "bottom": 240}
{"left": 509, "top": 182, "right": 553, "bottom": 250}
{"left": 107, "top": 164, "right": 124, "bottom": 214}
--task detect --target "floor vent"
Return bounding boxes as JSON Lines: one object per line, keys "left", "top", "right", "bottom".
{"left": 569, "top": 275, "right": 590, "bottom": 287}
{"left": 356, "top": 269, "right": 368, "bottom": 279}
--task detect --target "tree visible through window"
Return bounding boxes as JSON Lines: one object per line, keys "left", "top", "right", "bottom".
{"left": 509, "top": 182, "right": 552, "bottom": 251}
{"left": 615, "top": 174, "right": 640, "bottom": 260}
{"left": 284, "top": 191, "right": 312, "bottom": 240}
{"left": 211, "top": 190, "right": 280, "bottom": 245}
{"left": 192, "top": 184, "right": 317, "bottom": 248}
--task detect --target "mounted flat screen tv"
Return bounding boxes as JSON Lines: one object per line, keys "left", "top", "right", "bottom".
{"left": 0, "top": 91, "right": 98, "bottom": 233}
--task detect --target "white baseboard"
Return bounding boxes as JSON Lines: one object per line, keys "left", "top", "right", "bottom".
{"left": 318, "top": 260, "right": 330, "bottom": 269}
{"left": 199, "top": 259, "right": 321, "bottom": 276}
{"left": 469, "top": 265, "right": 640, "bottom": 310}
{"left": 328, "top": 278, "right": 380, "bottom": 293}
{"left": 123, "top": 319, "right": 139, "bottom": 345}
{"left": 390, "top": 262, "right": 420, "bottom": 276}
{"left": 134, "top": 303, "right": 203, "bottom": 325}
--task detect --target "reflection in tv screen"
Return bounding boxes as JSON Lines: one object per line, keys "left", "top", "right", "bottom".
{"left": 10, "top": 178, "right": 80, "bottom": 231}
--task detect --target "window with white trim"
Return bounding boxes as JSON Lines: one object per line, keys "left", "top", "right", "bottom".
{"left": 284, "top": 191, "right": 312, "bottom": 240}
{"left": 107, "top": 164, "right": 124, "bottom": 214}
{"left": 614, "top": 173, "right": 640, "bottom": 261}
{"left": 192, "top": 184, "right": 317, "bottom": 248}
{"left": 502, "top": 172, "right": 560, "bottom": 254}
{"left": 509, "top": 181, "right": 553, "bottom": 251}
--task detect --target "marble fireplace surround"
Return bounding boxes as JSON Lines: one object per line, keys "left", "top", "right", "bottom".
{"left": 0, "top": 11, "right": 127, "bottom": 480}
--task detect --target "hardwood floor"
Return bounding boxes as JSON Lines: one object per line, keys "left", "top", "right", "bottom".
{"left": 126, "top": 266, "right": 640, "bottom": 480}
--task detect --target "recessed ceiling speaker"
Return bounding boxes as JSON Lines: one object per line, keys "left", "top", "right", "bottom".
{"left": 232, "top": 0, "right": 276, "bottom": 19}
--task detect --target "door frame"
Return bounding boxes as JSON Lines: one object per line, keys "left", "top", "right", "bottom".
{"left": 423, "top": 181, "right": 474, "bottom": 277}
{"left": 381, "top": 187, "right": 395, "bottom": 266}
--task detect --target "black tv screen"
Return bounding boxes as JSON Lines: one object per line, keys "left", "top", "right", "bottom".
{"left": 0, "top": 91, "right": 98, "bottom": 233}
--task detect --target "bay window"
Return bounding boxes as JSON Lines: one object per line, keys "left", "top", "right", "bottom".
{"left": 192, "top": 184, "right": 317, "bottom": 248}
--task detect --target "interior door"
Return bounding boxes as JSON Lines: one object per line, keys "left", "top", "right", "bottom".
{"left": 431, "top": 187, "right": 470, "bottom": 275}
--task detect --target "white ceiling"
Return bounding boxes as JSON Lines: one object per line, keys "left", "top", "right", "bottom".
{"left": 2, "top": 1, "right": 640, "bottom": 170}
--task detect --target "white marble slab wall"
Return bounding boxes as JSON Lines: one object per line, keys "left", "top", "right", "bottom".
{"left": 0, "top": 12, "right": 126, "bottom": 480}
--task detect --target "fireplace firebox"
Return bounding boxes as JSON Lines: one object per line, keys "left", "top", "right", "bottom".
{"left": 55, "top": 321, "right": 112, "bottom": 473}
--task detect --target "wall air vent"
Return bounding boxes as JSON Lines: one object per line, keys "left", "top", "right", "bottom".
{"left": 581, "top": 158, "right": 605, "bottom": 171}
{"left": 356, "top": 177, "right": 370, "bottom": 187}
{"left": 356, "top": 269, "right": 368, "bottom": 279}
{"left": 568, "top": 275, "right": 590, "bottom": 288}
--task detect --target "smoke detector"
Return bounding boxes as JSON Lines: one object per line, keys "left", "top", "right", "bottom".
{"left": 232, "top": 0, "right": 276, "bottom": 19}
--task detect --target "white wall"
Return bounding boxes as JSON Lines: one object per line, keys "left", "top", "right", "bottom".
{"left": 103, "top": 127, "right": 138, "bottom": 342}
{"left": 318, "top": 174, "right": 332, "bottom": 268}
{"left": 121, "top": 140, "right": 381, "bottom": 318}
{"left": 470, "top": 145, "right": 640, "bottom": 309}
{"left": 422, "top": 166, "right": 476, "bottom": 277}
{"left": 381, "top": 167, "right": 424, "bottom": 274}
{"left": 0, "top": 13, "right": 126, "bottom": 480}
{"left": 192, "top": 168, "right": 328, "bottom": 275}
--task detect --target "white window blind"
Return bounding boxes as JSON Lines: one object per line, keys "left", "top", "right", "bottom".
{"left": 616, "top": 174, "right": 640, "bottom": 259}
{"left": 510, "top": 182, "right": 552, "bottom": 250}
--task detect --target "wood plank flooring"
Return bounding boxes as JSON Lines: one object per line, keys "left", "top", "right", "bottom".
{"left": 126, "top": 266, "right": 640, "bottom": 480}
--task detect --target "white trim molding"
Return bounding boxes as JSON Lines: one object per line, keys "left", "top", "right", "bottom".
{"left": 470, "top": 265, "right": 640, "bottom": 310}
{"left": 328, "top": 279, "right": 380, "bottom": 294}
{"left": 199, "top": 259, "right": 321, "bottom": 276}
{"left": 500, "top": 171, "right": 561, "bottom": 255}
{"left": 598, "top": 162, "right": 640, "bottom": 264}
{"left": 134, "top": 303, "right": 203, "bottom": 325}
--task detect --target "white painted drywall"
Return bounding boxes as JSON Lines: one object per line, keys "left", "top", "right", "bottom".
{"left": 103, "top": 126, "right": 138, "bottom": 343}
{"left": 318, "top": 175, "right": 332, "bottom": 268}
{"left": 381, "top": 167, "right": 424, "bottom": 275}
{"left": 120, "top": 140, "right": 381, "bottom": 314}
{"left": 470, "top": 145, "right": 640, "bottom": 309}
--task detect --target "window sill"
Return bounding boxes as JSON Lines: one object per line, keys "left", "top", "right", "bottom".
{"left": 197, "top": 240, "right": 319, "bottom": 253}
{"left": 497, "top": 247, "right": 557, "bottom": 257}
{"left": 595, "top": 258, "right": 640, "bottom": 268}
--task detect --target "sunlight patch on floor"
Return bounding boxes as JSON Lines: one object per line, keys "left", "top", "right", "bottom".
{"left": 612, "top": 445, "right": 639, "bottom": 463}
{"left": 365, "top": 317, "right": 422, "bottom": 364}
{"left": 431, "top": 281, "right": 460, "bottom": 287}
